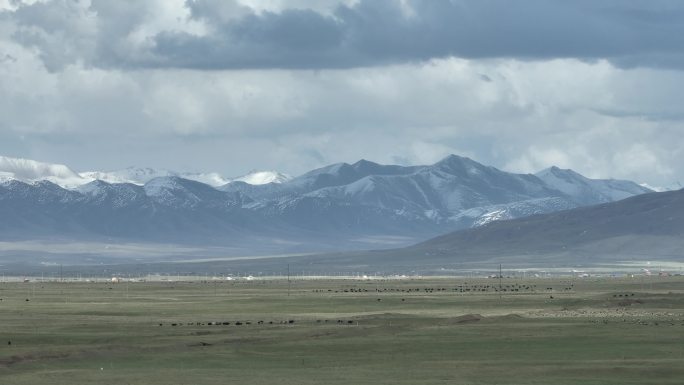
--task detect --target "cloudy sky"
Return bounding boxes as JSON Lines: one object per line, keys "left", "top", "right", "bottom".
{"left": 1, "top": 0, "right": 683, "bottom": 186}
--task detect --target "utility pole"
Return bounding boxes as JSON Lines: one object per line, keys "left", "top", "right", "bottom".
{"left": 499, "top": 264, "right": 503, "bottom": 300}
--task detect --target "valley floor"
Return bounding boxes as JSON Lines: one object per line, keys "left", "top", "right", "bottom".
{"left": 1, "top": 277, "right": 683, "bottom": 384}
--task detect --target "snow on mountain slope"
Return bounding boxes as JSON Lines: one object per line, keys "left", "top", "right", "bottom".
{"left": 401, "top": 188, "right": 684, "bottom": 265}
{"left": 80, "top": 167, "right": 230, "bottom": 186}
{"left": 0, "top": 155, "right": 290, "bottom": 188}
{"left": 234, "top": 171, "right": 292, "bottom": 185}
{"left": 79, "top": 171, "right": 133, "bottom": 184}
{"left": 229, "top": 155, "right": 656, "bottom": 234}
{"left": 536, "top": 166, "right": 652, "bottom": 204}
{"left": 79, "top": 167, "right": 176, "bottom": 185}
{"left": 0, "top": 157, "right": 177, "bottom": 187}
{"left": 181, "top": 172, "right": 232, "bottom": 186}
{"left": 76, "top": 180, "right": 149, "bottom": 209}
{"left": 450, "top": 197, "right": 577, "bottom": 228}
{"left": 81, "top": 168, "right": 286, "bottom": 187}
{"left": 0, "top": 171, "right": 13, "bottom": 183}
{"left": 280, "top": 159, "right": 422, "bottom": 195}
{"left": 640, "top": 182, "right": 682, "bottom": 192}
{"left": 303, "top": 155, "right": 560, "bottom": 220}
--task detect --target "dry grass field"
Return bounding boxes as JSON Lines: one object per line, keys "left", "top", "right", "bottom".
{"left": 1, "top": 276, "right": 683, "bottom": 384}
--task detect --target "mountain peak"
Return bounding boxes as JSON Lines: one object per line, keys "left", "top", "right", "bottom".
{"left": 436, "top": 154, "right": 472, "bottom": 164}
{"left": 537, "top": 166, "right": 581, "bottom": 176}
{"left": 352, "top": 158, "right": 380, "bottom": 168}
{"left": 536, "top": 165, "right": 652, "bottom": 204}
{"left": 431, "top": 154, "right": 490, "bottom": 176}
{"left": 77, "top": 179, "right": 112, "bottom": 196}
{"left": 446, "top": 154, "right": 467, "bottom": 160}
{"left": 433, "top": 154, "right": 486, "bottom": 169}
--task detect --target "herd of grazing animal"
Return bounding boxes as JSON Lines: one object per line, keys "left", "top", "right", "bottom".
{"left": 157, "top": 283, "right": 578, "bottom": 328}
{"left": 160, "top": 319, "right": 360, "bottom": 327}
{"left": 312, "top": 283, "right": 573, "bottom": 295}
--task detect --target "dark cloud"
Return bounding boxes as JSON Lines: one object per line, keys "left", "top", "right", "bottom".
{"left": 4, "top": 0, "right": 684, "bottom": 70}
{"left": 154, "top": 8, "right": 347, "bottom": 69}
{"left": 153, "top": 0, "right": 684, "bottom": 70}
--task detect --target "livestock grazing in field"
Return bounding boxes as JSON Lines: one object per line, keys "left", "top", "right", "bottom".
{"left": 5, "top": 276, "right": 681, "bottom": 385}
{"left": 308, "top": 283, "right": 543, "bottom": 296}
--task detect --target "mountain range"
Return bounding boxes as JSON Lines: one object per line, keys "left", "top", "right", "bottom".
{"left": 0, "top": 154, "right": 653, "bottom": 255}
{"left": 0, "top": 155, "right": 291, "bottom": 188}
{"left": 298, "top": 187, "right": 684, "bottom": 273}
{"left": 186, "top": 187, "right": 684, "bottom": 275}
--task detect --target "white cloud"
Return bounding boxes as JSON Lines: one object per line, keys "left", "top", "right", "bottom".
{"left": 0, "top": 2, "right": 682, "bottom": 185}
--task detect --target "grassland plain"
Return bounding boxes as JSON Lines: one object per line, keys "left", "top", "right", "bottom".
{"left": 1, "top": 276, "right": 684, "bottom": 384}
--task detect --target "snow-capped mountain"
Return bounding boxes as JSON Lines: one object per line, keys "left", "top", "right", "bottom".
{"left": 536, "top": 166, "right": 652, "bottom": 204}
{"left": 0, "top": 154, "right": 655, "bottom": 253}
{"left": 233, "top": 155, "right": 650, "bottom": 232}
{"left": 79, "top": 167, "right": 177, "bottom": 185}
{"left": 79, "top": 167, "right": 289, "bottom": 187}
{"left": 0, "top": 156, "right": 288, "bottom": 188}
{"left": 233, "top": 170, "right": 292, "bottom": 185}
